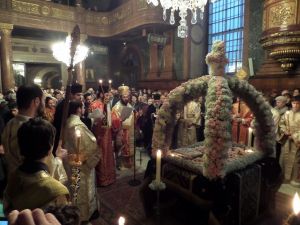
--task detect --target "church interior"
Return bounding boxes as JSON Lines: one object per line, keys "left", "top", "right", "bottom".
{"left": 1, "top": 0, "right": 300, "bottom": 225}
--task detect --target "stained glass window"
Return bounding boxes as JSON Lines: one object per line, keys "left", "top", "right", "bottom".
{"left": 208, "top": 0, "right": 245, "bottom": 73}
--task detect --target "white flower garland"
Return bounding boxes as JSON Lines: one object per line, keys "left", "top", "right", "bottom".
{"left": 203, "top": 76, "right": 233, "bottom": 179}
{"left": 152, "top": 76, "right": 275, "bottom": 179}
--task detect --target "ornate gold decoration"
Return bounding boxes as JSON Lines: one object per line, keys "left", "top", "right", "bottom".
{"left": 0, "top": 23, "right": 13, "bottom": 34}
{"left": 3, "top": 0, "right": 165, "bottom": 37}
{"left": 12, "top": 0, "right": 40, "bottom": 15}
{"left": 261, "top": 0, "right": 300, "bottom": 72}
{"left": 52, "top": 8, "right": 74, "bottom": 20}
{"left": 41, "top": 6, "right": 51, "bottom": 16}
{"left": 270, "top": 48, "right": 300, "bottom": 71}
{"left": 86, "top": 14, "right": 109, "bottom": 25}
{"left": 109, "top": 6, "right": 133, "bottom": 24}
{"left": 137, "top": 0, "right": 149, "bottom": 11}
{"left": 101, "top": 17, "right": 109, "bottom": 25}
{"left": 269, "top": 4, "right": 295, "bottom": 28}
{"left": 236, "top": 68, "right": 248, "bottom": 80}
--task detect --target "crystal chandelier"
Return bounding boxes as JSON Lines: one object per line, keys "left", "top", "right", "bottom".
{"left": 147, "top": 0, "right": 215, "bottom": 38}
{"left": 52, "top": 36, "right": 89, "bottom": 67}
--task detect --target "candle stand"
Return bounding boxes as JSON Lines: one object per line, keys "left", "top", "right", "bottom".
{"left": 68, "top": 154, "right": 82, "bottom": 205}
{"left": 149, "top": 180, "right": 166, "bottom": 218}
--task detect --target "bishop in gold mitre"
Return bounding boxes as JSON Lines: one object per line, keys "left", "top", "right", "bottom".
{"left": 111, "top": 85, "right": 134, "bottom": 169}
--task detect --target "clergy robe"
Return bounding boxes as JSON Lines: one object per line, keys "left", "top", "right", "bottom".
{"left": 4, "top": 161, "right": 69, "bottom": 214}
{"left": 177, "top": 101, "right": 201, "bottom": 147}
{"left": 232, "top": 101, "right": 253, "bottom": 145}
{"left": 91, "top": 101, "right": 116, "bottom": 186}
{"left": 63, "top": 115, "right": 100, "bottom": 221}
{"left": 279, "top": 110, "right": 300, "bottom": 182}
{"left": 111, "top": 101, "right": 134, "bottom": 168}
{"left": 1, "top": 115, "right": 67, "bottom": 184}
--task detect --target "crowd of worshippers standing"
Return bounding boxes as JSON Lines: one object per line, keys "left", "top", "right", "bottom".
{"left": 0, "top": 84, "right": 299, "bottom": 225}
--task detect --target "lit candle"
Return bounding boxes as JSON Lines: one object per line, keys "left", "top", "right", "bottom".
{"left": 156, "top": 150, "right": 162, "bottom": 184}
{"left": 75, "top": 129, "right": 81, "bottom": 158}
{"left": 108, "top": 79, "right": 112, "bottom": 90}
{"left": 245, "top": 149, "right": 254, "bottom": 154}
{"left": 247, "top": 127, "right": 253, "bottom": 147}
{"left": 99, "top": 79, "right": 103, "bottom": 85}
{"left": 286, "top": 193, "right": 300, "bottom": 225}
{"left": 286, "top": 111, "right": 290, "bottom": 133}
{"left": 118, "top": 216, "right": 125, "bottom": 225}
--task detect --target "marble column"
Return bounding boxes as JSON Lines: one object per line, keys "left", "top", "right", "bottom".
{"left": 0, "top": 23, "right": 14, "bottom": 93}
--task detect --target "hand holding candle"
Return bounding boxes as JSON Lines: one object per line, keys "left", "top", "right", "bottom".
{"left": 75, "top": 129, "right": 81, "bottom": 161}
{"left": 156, "top": 150, "right": 162, "bottom": 184}
{"left": 286, "top": 111, "right": 290, "bottom": 133}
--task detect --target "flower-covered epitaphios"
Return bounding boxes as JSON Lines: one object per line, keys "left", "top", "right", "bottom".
{"left": 152, "top": 41, "right": 275, "bottom": 179}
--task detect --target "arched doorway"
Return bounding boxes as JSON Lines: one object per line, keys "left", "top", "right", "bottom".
{"left": 119, "top": 45, "right": 143, "bottom": 88}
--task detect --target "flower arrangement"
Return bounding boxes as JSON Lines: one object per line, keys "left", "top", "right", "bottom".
{"left": 205, "top": 40, "right": 229, "bottom": 66}
{"left": 202, "top": 76, "right": 233, "bottom": 179}
{"left": 152, "top": 40, "right": 275, "bottom": 179}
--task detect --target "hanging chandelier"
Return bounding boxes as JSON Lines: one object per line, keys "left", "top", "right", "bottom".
{"left": 147, "top": 0, "right": 215, "bottom": 38}
{"left": 52, "top": 36, "right": 89, "bottom": 67}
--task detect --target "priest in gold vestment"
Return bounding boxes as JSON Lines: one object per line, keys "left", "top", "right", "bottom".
{"left": 279, "top": 96, "right": 300, "bottom": 186}
{"left": 4, "top": 118, "right": 69, "bottom": 214}
{"left": 112, "top": 85, "right": 134, "bottom": 169}
{"left": 177, "top": 99, "right": 201, "bottom": 147}
{"left": 63, "top": 101, "right": 100, "bottom": 222}
{"left": 2, "top": 85, "right": 67, "bottom": 184}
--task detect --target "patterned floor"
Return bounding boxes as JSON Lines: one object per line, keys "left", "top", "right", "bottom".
{"left": 91, "top": 151, "right": 296, "bottom": 225}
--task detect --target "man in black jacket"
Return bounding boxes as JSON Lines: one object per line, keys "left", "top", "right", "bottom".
{"left": 53, "top": 83, "right": 82, "bottom": 155}
{"left": 142, "top": 93, "right": 162, "bottom": 156}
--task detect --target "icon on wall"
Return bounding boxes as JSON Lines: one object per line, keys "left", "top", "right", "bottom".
{"left": 85, "top": 69, "right": 95, "bottom": 81}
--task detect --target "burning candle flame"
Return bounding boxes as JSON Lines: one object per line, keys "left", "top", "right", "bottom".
{"left": 293, "top": 193, "right": 300, "bottom": 215}
{"left": 118, "top": 216, "right": 125, "bottom": 225}
{"left": 109, "top": 79, "right": 112, "bottom": 84}
{"left": 99, "top": 79, "right": 103, "bottom": 84}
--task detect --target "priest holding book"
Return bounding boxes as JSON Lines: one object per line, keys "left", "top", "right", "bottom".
{"left": 112, "top": 85, "right": 134, "bottom": 169}
{"left": 91, "top": 86, "right": 116, "bottom": 186}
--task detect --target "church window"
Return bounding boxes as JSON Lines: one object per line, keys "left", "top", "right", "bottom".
{"left": 208, "top": 0, "right": 245, "bottom": 73}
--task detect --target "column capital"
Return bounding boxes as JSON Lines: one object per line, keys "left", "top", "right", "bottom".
{"left": 0, "top": 23, "right": 13, "bottom": 35}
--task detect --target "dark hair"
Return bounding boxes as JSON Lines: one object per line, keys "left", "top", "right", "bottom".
{"left": 68, "top": 101, "right": 82, "bottom": 116}
{"left": 45, "top": 96, "right": 53, "bottom": 105}
{"left": 83, "top": 92, "right": 91, "bottom": 99}
{"left": 16, "top": 85, "right": 43, "bottom": 110}
{"left": 44, "top": 205, "right": 80, "bottom": 225}
{"left": 8, "top": 102, "right": 17, "bottom": 110}
{"left": 18, "top": 118, "right": 55, "bottom": 160}
{"left": 53, "top": 90, "right": 60, "bottom": 96}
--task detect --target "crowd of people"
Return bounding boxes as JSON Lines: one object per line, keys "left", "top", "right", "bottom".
{"left": 0, "top": 82, "right": 300, "bottom": 224}
{"left": 0, "top": 83, "right": 170, "bottom": 224}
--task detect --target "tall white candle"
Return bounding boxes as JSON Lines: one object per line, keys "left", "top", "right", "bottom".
{"left": 75, "top": 129, "right": 81, "bottom": 156}
{"left": 248, "top": 127, "right": 253, "bottom": 147}
{"left": 286, "top": 111, "right": 290, "bottom": 133}
{"left": 118, "top": 216, "right": 125, "bottom": 225}
{"left": 156, "top": 150, "right": 162, "bottom": 184}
